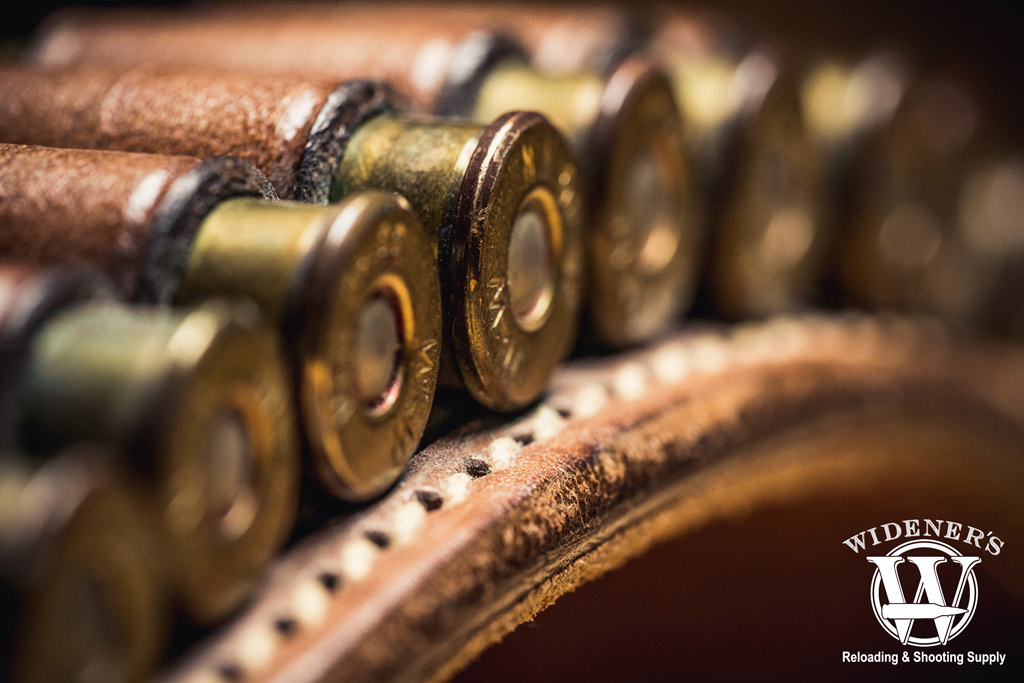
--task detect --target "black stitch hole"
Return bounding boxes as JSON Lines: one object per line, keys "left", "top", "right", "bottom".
{"left": 464, "top": 458, "right": 490, "bottom": 478}
{"left": 415, "top": 488, "right": 443, "bottom": 511}
{"left": 274, "top": 617, "right": 298, "bottom": 638}
{"left": 556, "top": 407, "right": 572, "bottom": 419}
{"left": 513, "top": 433, "right": 535, "bottom": 446}
{"left": 364, "top": 529, "right": 391, "bottom": 548}
{"left": 217, "top": 663, "right": 243, "bottom": 682}
{"left": 317, "top": 571, "right": 340, "bottom": 593}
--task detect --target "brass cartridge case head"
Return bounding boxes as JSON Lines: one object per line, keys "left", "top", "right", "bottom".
{"left": 1, "top": 453, "right": 165, "bottom": 683}
{"left": 474, "top": 59, "right": 698, "bottom": 347}
{"left": 845, "top": 79, "right": 991, "bottom": 321}
{"left": 179, "top": 193, "right": 442, "bottom": 500}
{"left": 716, "top": 57, "right": 825, "bottom": 317}
{"left": 21, "top": 301, "right": 299, "bottom": 622}
{"left": 336, "top": 111, "right": 584, "bottom": 410}
{"left": 665, "top": 46, "right": 825, "bottom": 317}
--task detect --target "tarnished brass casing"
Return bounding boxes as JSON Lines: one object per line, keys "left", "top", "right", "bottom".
{"left": 18, "top": 299, "right": 299, "bottom": 622}
{"left": 844, "top": 79, "right": 993, "bottom": 322}
{"left": 474, "top": 58, "right": 698, "bottom": 346}
{"left": 336, "top": 111, "right": 584, "bottom": 410}
{"left": 656, "top": 26, "right": 826, "bottom": 317}
{"left": 179, "top": 193, "right": 442, "bottom": 500}
{"left": 0, "top": 265, "right": 112, "bottom": 449}
{"left": 25, "top": 4, "right": 692, "bottom": 347}
{"left": 1, "top": 451, "right": 166, "bottom": 683}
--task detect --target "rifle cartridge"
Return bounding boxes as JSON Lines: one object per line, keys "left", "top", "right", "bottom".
{"left": 1, "top": 452, "right": 166, "bottom": 683}
{"left": 654, "top": 16, "right": 827, "bottom": 317}
{"left": 0, "top": 65, "right": 582, "bottom": 409}
{"left": 0, "top": 144, "right": 442, "bottom": 500}
{"left": 0, "top": 266, "right": 299, "bottom": 622}
{"left": 29, "top": 3, "right": 694, "bottom": 348}
{"left": 844, "top": 79, "right": 996, "bottom": 322}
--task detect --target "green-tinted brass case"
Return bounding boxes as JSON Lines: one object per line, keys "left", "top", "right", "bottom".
{"left": 336, "top": 111, "right": 585, "bottom": 410}
{"left": 180, "top": 193, "right": 443, "bottom": 500}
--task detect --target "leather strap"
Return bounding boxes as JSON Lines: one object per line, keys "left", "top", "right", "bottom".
{"left": 163, "top": 314, "right": 1024, "bottom": 682}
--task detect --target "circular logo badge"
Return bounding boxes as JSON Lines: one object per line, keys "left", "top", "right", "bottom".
{"left": 868, "top": 539, "right": 980, "bottom": 647}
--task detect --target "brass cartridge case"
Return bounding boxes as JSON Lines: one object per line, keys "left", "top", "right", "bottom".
{"left": 0, "top": 143, "right": 274, "bottom": 302}
{"left": 844, "top": 79, "right": 997, "bottom": 322}
{"left": 472, "top": 58, "right": 697, "bottom": 346}
{"left": 29, "top": 3, "right": 697, "bottom": 347}
{"left": 654, "top": 16, "right": 827, "bottom": 317}
{"left": 0, "top": 268, "right": 300, "bottom": 622}
{"left": 336, "top": 111, "right": 584, "bottom": 410}
{"left": 0, "top": 144, "right": 442, "bottom": 499}
{"left": 0, "top": 265, "right": 112, "bottom": 450}
{"left": 0, "top": 64, "right": 389, "bottom": 202}
{"left": 0, "top": 72, "right": 581, "bottom": 412}
{"left": 1, "top": 451, "right": 166, "bottom": 683}
{"left": 180, "top": 193, "right": 443, "bottom": 499}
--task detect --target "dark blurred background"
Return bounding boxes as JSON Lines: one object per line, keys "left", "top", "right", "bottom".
{"left": 3, "top": 0, "right": 1021, "bottom": 138}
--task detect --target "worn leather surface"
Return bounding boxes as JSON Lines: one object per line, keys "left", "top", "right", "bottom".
{"left": 159, "top": 315, "right": 1024, "bottom": 682}
{"left": 0, "top": 64, "right": 340, "bottom": 199}
{"left": 31, "top": 4, "right": 526, "bottom": 116}
{"left": 0, "top": 144, "right": 273, "bottom": 302}
{"left": 0, "top": 144, "right": 202, "bottom": 298}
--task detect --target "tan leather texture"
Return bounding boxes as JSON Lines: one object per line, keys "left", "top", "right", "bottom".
{"left": 31, "top": 5, "right": 525, "bottom": 115}
{"left": 0, "top": 144, "right": 201, "bottom": 297}
{"left": 0, "top": 65, "right": 340, "bottom": 199}
{"left": 0, "top": 144, "right": 273, "bottom": 302}
{"left": 159, "top": 315, "right": 1024, "bottom": 682}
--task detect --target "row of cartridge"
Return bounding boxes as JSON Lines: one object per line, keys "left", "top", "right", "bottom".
{"left": 1, "top": 2, "right": 1021, "bottom": 682}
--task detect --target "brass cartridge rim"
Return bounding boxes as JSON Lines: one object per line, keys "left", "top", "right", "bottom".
{"left": 586, "top": 57, "right": 700, "bottom": 346}
{"left": 3, "top": 454, "right": 164, "bottom": 683}
{"left": 717, "top": 57, "right": 826, "bottom": 317}
{"left": 450, "top": 111, "right": 584, "bottom": 410}
{"left": 156, "top": 301, "right": 299, "bottom": 621}
{"left": 296, "top": 192, "right": 442, "bottom": 501}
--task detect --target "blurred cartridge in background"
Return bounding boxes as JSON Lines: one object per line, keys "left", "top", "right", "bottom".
{"left": 802, "top": 52, "right": 1024, "bottom": 334}
{"left": 30, "top": 2, "right": 697, "bottom": 349}
{"left": 0, "top": 265, "right": 299, "bottom": 622}
{"left": 0, "top": 143, "right": 442, "bottom": 500}
{"left": 841, "top": 76, "right": 997, "bottom": 323}
{"left": 652, "top": 10, "right": 827, "bottom": 318}
{"left": 1, "top": 451, "right": 166, "bottom": 683}
{"left": 0, "top": 64, "right": 583, "bottom": 411}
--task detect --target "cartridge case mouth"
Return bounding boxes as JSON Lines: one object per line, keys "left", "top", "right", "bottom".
{"left": 22, "top": 301, "right": 299, "bottom": 622}
{"left": 296, "top": 193, "right": 442, "bottom": 501}
{"left": 451, "top": 111, "right": 584, "bottom": 410}
{"left": 714, "top": 57, "right": 826, "bottom": 317}
{"left": 588, "top": 58, "right": 699, "bottom": 346}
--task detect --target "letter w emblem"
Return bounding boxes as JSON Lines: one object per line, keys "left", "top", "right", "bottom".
{"left": 867, "top": 554, "right": 981, "bottom": 645}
